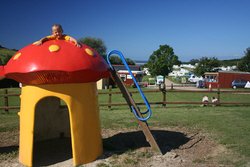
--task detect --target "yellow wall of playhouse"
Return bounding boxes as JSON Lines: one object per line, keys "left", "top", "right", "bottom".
{"left": 19, "top": 82, "right": 103, "bottom": 166}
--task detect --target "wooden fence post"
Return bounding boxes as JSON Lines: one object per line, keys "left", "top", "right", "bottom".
{"left": 162, "top": 84, "right": 166, "bottom": 108}
{"left": 4, "top": 89, "right": 9, "bottom": 114}
{"left": 217, "top": 84, "right": 220, "bottom": 105}
{"left": 108, "top": 85, "right": 112, "bottom": 110}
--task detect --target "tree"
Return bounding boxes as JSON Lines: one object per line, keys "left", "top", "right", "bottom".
{"left": 78, "top": 36, "right": 107, "bottom": 60}
{"left": 188, "top": 58, "right": 199, "bottom": 65}
{"left": 194, "top": 56, "right": 220, "bottom": 76}
{"left": 238, "top": 47, "right": 250, "bottom": 72}
{"left": 124, "top": 58, "right": 136, "bottom": 65}
{"left": 108, "top": 55, "right": 122, "bottom": 64}
{"left": 78, "top": 36, "right": 135, "bottom": 65}
{"left": 147, "top": 45, "right": 180, "bottom": 80}
{"left": 108, "top": 55, "right": 135, "bottom": 65}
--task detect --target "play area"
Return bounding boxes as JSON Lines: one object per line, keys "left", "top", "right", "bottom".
{"left": 0, "top": 40, "right": 161, "bottom": 166}
{"left": 0, "top": 40, "right": 249, "bottom": 167}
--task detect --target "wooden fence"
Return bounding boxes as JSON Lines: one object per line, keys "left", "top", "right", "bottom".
{"left": 98, "top": 85, "right": 250, "bottom": 109}
{"left": 0, "top": 89, "right": 21, "bottom": 114}
{"left": 1, "top": 85, "right": 250, "bottom": 113}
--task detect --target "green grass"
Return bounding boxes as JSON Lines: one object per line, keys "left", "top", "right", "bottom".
{"left": 192, "top": 158, "right": 205, "bottom": 164}
{"left": 96, "top": 162, "right": 109, "bottom": 167}
{"left": 149, "top": 105, "right": 250, "bottom": 156}
{"left": 141, "top": 75, "right": 156, "bottom": 85}
{"left": 141, "top": 75, "right": 155, "bottom": 81}
{"left": 0, "top": 88, "right": 21, "bottom": 132}
{"left": 0, "top": 150, "right": 19, "bottom": 161}
{"left": 0, "top": 87, "right": 250, "bottom": 166}
{"left": 123, "top": 157, "right": 138, "bottom": 165}
{"left": 99, "top": 104, "right": 250, "bottom": 166}
{"left": 98, "top": 86, "right": 250, "bottom": 104}
{"left": 139, "top": 150, "right": 152, "bottom": 158}
{"left": 0, "top": 47, "right": 17, "bottom": 56}
{"left": 0, "top": 110, "right": 19, "bottom": 132}
{"left": 0, "top": 47, "right": 17, "bottom": 64}
{"left": 99, "top": 88, "right": 250, "bottom": 166}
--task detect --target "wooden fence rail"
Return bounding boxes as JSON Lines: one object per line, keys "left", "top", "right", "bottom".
{"left": 1, "top": 84, "right": 250, "bottom": 113}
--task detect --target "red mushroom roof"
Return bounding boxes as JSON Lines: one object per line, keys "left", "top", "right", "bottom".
{"left": 4, "top": 40, "right": 110, "bottom": 85}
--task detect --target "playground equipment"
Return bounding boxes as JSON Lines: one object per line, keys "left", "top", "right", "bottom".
{"left": 0, "top": 40, "right": 110, "bottom": 166}
{"left": 107, "top": 50, "right": 161, "bottom": 153}
{"left": 0, "top": 40, "right": 161, "bottom": 166}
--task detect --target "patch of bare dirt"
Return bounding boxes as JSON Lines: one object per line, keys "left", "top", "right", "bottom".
{"left": 0, "top": 127, "right": 231, "bottom": 167}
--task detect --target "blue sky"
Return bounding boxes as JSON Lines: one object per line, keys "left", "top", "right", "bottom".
{"left": 1, "top": 0, "right": 249, "bottom": 62}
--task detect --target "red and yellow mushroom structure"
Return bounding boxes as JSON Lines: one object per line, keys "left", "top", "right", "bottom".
{"left": 0, "top": 40, "right": 110, "bottom": 166}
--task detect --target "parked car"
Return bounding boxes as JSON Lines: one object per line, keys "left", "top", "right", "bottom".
{"left": 188, "top": 74, "right": 203, "bottom": 83}
{"left": 230, "top": 79, "right": 248, "bottom": 89}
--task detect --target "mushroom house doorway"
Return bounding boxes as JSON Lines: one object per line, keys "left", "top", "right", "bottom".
{"left": 18, "top": 83, "right": 103, "bottom": 166}
{"left": 33, "top": 96, "right": 72, "bottom": 166}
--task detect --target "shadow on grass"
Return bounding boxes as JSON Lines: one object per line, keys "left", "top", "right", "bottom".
{"left": 0, "top": 145, "right": 19, "bottom": 155}
{"left": 102, "top": 130, "right": 190, "bottom": 155}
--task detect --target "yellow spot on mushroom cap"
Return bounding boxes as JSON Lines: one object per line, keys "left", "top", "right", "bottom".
{"left": 85, "top": 48, "right": 95, "bottom": 56}
{"left": 49, "top": 45, "right": 60, "bottom": 52}
{"left": 13, "top": 53, "right": 21, "bottom": 60}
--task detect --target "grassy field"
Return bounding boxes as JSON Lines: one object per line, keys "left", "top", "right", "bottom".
{"left": 0, "top": 87, "right": 250, "bottom": 166}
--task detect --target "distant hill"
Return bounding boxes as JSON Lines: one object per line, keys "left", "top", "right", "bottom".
{"left": 220, "top": 59, "right": 240, "bottom": 67}
{"left": 182, "top": 58, "right": 241, "bottom": 67}
{"left": 0, "top": 45, "right": 18, "bottom": 65}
